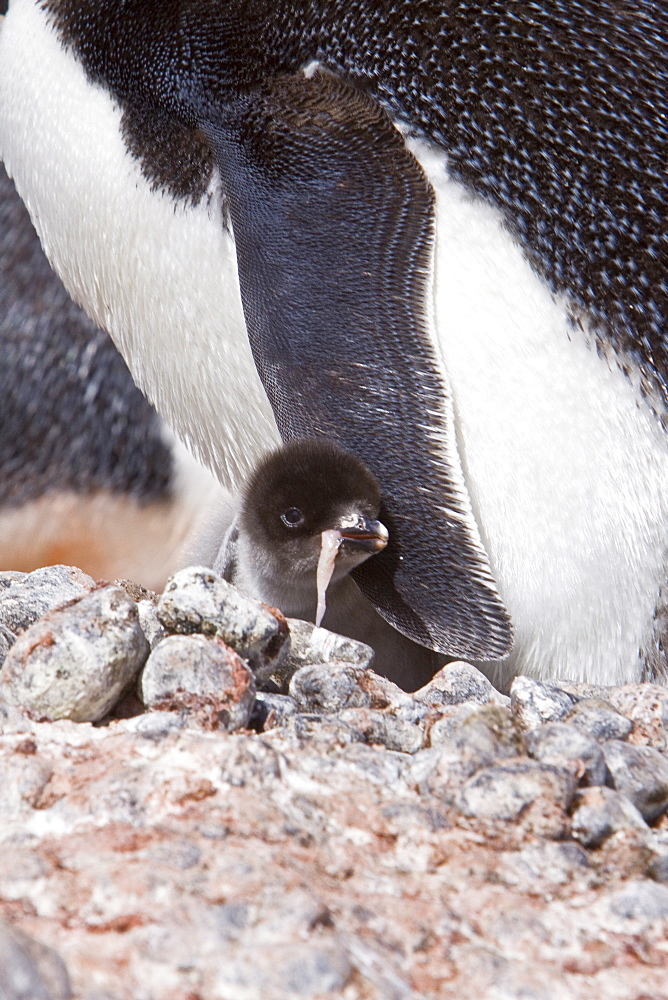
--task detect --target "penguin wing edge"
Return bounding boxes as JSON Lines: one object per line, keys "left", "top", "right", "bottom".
{"left": 199, "top": 69, "right": 513, "bottom": 659}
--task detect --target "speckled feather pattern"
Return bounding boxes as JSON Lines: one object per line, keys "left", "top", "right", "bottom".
{"left": 42, "top": 0, "right": 668, "bottom": 391}
{"left": 0, "top": 162, "right": 172, "bottom": 505}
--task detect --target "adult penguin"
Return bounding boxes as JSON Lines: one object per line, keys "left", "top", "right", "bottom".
{"left": 0, "top": 1, "right": 666, "bottom": 687}
{"left": 0, "top": 157, "right": 222, "bottom": 587}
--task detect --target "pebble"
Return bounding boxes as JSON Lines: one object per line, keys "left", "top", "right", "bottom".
{"left": 0, "top": 565, "right": 95, "bottom": 639}
{"left": 274, "top": 619, "right": 373, "bottom": 691}
{"left": 0, "top": 625, "right": 15, "bottom": 666}
{"left": 156, "top": 566, "right": 289, "bottom": 679}
{"left": 250, "top": 691, "right": 299, "bottom": 731}
{"left": 510, "top": 676, "right": 575, "bottom": 730}
{"left": 601, "top": 740, "right": 668, "bottom": 821}
{"left": 457, "top": 758, "right": 577, "bottom": 821}
{"left": 406, "top": 707, "right": 519, "bottom": 805}
{"left": 289, "top": 663, "right": 374, "bottom": 713}
{"left": 571, "top": 786, "right": 649, "bottom": 847}
{"left": 1, "top": 586, "right": 149, "bottom": 722}
{"left": 566, "top": 699, "right": 634, "bottom": 742}
{"left": 415, "top": 660, "right": 509, "bottom": 707}
{"left": 135, "top": 599, "right": 167, "bottom": 649}
{"left": 430, "top": 702, "right": 518, "bottom": 753}
{"left": 337, "top": 707, "right": 425, "bottom": 754}
{"left": 1, "top": 559, "right": 668, "bottom": 998}
{"left": 523, "top": 721, "right": 608, "bottom": 786}
{"left": 140, "top": 634, "right": 255, "bottom": 732}
{"left": 0, "top": 919, "right": 71, "bottom": 1000}
{"left": 495, "top": 841, "right": 590, "bottom": 893}
{"left": 607, "top": 879, "right": 668, "bottom": 924}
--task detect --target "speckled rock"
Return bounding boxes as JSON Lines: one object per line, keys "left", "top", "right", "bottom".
{"left": 602, "top": 740, "right": 668, "bottom": 821}
{"left": 140, "top": 635, "right": 255, "bottom": 732}
{"left": 0, "top": 919, "right": 71, "bottom": 999}
{"left": 338, "top": 707, "right": 425, "bottom": 754}
{"left": 571, "top": 787, "right": 649, "bottom": 847}
{"left": 157, "top": 567, "right": 289, "bottom": 680}
{"left": 510, "top": 676, "right": 575, "bottom": 730}
{"left": 0, "top": 586, "right": 149, "bottom": 722}
{"left": 457, "top": 758, "right": 578, "bottom": 821}
{"left": 136, "top": 600, "right": 167, "bottom": 649}
{"left": 415, "top": 660, "right": 509, "bottom": 707}
{"left": 606, "top": 879, "right": 668, "bottom": 924}
{"left": 523, "top": 721, "right": 608, "bottom": 786}
{"left": 0, "top": 624, "right": 15, "bottom": 665}
{"left": 406, "top": 705, "right": 519, "bottom": 807}
{"left": 606, "top": 683, "right": 668, "bottom": 750}
{"left": 566, "top": 700, "right": 633, "bottom": 742}
{"left": 494, "top": 840, "right": 591, "bottom": 890}
{"left": 250, "top": 692, "right": 299, "bottom": 731}
{"left": 289, "top": 662, "right": 373, "bottom": 713}
{"left": 272, "top": 619, "right": 374, "bottom": 691}
{"left": 428, "top": 702, "right": 519, "bottom": 754}
{"left": 0, "top": 565, "right": 96, "bottom": 638}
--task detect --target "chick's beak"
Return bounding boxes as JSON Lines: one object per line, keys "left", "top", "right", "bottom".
{"left": 337, "top": 516, "right": 389, "bottom": 554}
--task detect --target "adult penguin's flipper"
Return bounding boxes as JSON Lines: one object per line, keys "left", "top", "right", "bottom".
{"left": 200, "top": 69, "right": 513, "bottom": 659}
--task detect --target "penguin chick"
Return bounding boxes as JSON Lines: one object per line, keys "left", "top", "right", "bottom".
{"left": 214, "top": 438, "right": 442, "bottom": 690}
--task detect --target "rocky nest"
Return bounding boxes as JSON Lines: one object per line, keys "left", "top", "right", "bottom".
{"left": 1, "top": 564, "right": 668, "bottom": 999}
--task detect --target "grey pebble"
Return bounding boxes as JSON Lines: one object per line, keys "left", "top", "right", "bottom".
{"left": 415, "top": 660, "right": 509, "bottom": 708}
{"left": 430, "top": 703, "right": 518, "bottom": 754}
{"left": 607, "top": 684, "right": 668, "bottom": 732}
{"left": 523, "top": 721, "right": 608, "bottom": 786}
{"left": 140, "top": 634, "right": 255, "bottom": 732}
{"left": 0, "top": 565, "right": 96, "bottom": 637}
{"left": 457, "top": 758, "right": 577, "bottom": 821}
{"left": 1, "top": 586, "right": 149, "bottom": 723}
{"left": 250, "top": 691, "right": 298, "bottom": 731}
{"left": 407, "top": 706, "right": 518, "bottom": 803}
{"left": 571, "top": 786, "right": 648, "bottom": 848}
{"left": 0, "top": 699, "right": 32, "bottom": 734}
{"left": 647, "top": 852, "right": 668, "bottom": 883}
{"left": 130, "top": 711, "right": 187, "bottom": 741}
{"left": 337, "top": 742, "right": 406, "bottom": 786}
{"left": 136, "top": 599, "right": 167, "bottom": 649}
{"left": 288, "top": 661, "right": 425, "bottom": 730}
{"left": 607, "top": 879, "right": 668, "bottom": 923}
{"left": 602, "top": 740, "right": 668, "bottom": 821}
{"left": 0, "top": 625, "right": 15, "bottom": 666}
{"left": 497, "top": 841, "right": 590, "bottom": 889}
{"left": 0, "top": 919, "right": 71, "bottom": 1000}
{"left": 510, "top": 676, "right": 575, "bottom": 730}
{"left": 157, "top": 566, "right": 289, "bottom": 680}
{"left": 289, "top": 663, "right": 373, "bottom": 713}
{"left": 284, "top": 713, "right": 359, "bottom": 749}
{"left": 337, "top": 707, "right": 425, "bottom": 754}
{"left": 566, "top": 699, "right": 633, "bottom": 742}
{"left": 274, "top": 618, "right": 373, "bottom": 691}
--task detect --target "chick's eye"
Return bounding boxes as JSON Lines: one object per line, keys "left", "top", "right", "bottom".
{"left": 281, "top": 507, "right": 305, "bottom": 528}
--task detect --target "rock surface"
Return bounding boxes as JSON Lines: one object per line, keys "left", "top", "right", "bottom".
{"left": 1, "top": 586, "right": 149, "bottom": 722}
{"left": 0, "top": 564, "right": 668, "bottom": 998}
{"left": 140, "top": 634, "right": 255, "bottom": 731}
{"left": 156, "top": 566, "right": 289, "bottom": 680}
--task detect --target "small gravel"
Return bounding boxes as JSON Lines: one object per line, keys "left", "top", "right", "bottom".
{"left": 571, "top": 786, "right": 648, "bottom": 847}
{"left": 1, "top": 561, "right": 668, "bottom": 999}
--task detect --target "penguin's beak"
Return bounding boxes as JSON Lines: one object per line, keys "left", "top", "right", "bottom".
{"left": 337, "top": 517, "right": 389, "bottom": 554}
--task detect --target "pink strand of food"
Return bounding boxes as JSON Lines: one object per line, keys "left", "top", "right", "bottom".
{"left": 315, "top": 529, "right": 343, "bottom": 626}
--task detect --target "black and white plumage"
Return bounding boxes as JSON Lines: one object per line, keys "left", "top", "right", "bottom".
{"left": 0, "top": 157, "right": 221, "bottom": 586}
{"left": 0, "top": 1, "right": 666, "bottom": 685}
{"left": 213, "top": 438, "right": 443, "bottom": 690}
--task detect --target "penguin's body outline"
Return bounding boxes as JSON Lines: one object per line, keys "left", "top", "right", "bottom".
{"left": 0, "top": 0, "right": 666, "bottom": 685}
